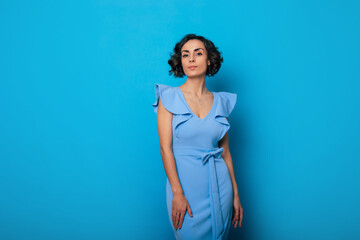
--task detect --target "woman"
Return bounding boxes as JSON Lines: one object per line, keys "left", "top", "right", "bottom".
{"left": 152, "top": 34, "right": 243, "bottom": 240}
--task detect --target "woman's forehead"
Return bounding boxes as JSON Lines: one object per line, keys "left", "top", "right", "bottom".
{"left": 182, "top": 40, "right": 205, "bottom": 51}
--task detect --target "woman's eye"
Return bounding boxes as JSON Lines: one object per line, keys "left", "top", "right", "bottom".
{"left": 182, "top": 53, "right": 202, "bottom": 57}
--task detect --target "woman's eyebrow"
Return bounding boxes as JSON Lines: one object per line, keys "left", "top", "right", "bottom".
{"left": 181, "top": 48, "right": 204, "bottom": 53}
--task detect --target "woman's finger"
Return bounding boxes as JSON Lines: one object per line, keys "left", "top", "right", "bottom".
{"left": 187, "top": 204, "right": 193, "bottom": 217}
{"left": 172, "top": 209, "right": 178, "bottom": 229}
{"left": 174, "top": 211, "right": 180, "bottom": 230}
{"left": 173, "top": 211, "right": 177, "bottom": 229}
{"left": 234, "top": 208, "right": 240, "bottom": 227}
{"left": 231, "top": 207, "right": 238, "bottom": 225}
{"left": 178, "top": 210, "right": 185, "bottom": 229}
{"left": 231, "top": 210, "right": 236, "bottom": 225}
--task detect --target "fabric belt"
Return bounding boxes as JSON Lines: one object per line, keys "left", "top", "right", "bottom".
{"left": 172, "top": 146, "right": 225, "bottom": 239}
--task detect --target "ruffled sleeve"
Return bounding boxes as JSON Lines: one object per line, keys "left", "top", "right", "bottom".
{"left": 152, "top": 83, "right": 190, "bottom": 115}
{"left": 214, "top": 92, "right": 237, "bottom": 139}
{"left": 152, "top": 83, "right": 193, "bottom": 138}
{"left": 152, "top": 84, "right": 174, "bottom": 114}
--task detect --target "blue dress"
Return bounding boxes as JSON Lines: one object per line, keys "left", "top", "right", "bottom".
{"left": 152, "top": 83, "right": 237, "bottom": 240}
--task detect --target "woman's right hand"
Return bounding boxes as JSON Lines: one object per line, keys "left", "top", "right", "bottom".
{"left": 172, "top": 192, "right": 193, "bottom": 230}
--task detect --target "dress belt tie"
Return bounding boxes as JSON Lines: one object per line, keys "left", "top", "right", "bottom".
{"left": 172, "top": 146, "right": 225, "bottom": 239}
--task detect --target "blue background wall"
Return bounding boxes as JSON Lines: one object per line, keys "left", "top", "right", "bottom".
{"left": 1, "top": 0, "right": 359, "bottom": 239}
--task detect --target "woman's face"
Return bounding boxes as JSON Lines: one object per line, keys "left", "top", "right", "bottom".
{"left": 181, "top": 39, "right": 210, "bottom": 78}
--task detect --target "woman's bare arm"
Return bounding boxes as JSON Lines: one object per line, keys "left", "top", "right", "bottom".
{"left": 157, "top": 98, "right": 193, "bottom": 230}
{"left": 157, "top": 98, "right": 183, "bottom": 195}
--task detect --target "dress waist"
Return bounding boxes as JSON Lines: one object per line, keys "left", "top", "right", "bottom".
{"left": 172, "top": 146, "right": 224, "bottom": 160}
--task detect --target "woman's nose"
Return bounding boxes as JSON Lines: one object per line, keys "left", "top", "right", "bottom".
{"left": 189, "top": 54, "right": 195, "bottom": 62}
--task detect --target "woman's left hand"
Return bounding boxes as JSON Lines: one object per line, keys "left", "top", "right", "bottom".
{"left": 231, "top": 195, "right": 243, "bottom": 228}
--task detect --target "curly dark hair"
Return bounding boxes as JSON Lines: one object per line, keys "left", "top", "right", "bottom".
{"left": 168, "top": 34, "right": 223, "bottom": 78}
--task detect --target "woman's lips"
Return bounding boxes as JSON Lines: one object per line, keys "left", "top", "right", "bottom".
{"left": 188, "top": 66, "right": 197, "bottom": 70}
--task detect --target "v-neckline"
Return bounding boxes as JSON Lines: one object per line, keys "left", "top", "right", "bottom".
{"left": 176, "top": 87, "right": 216, "bottom": 120}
